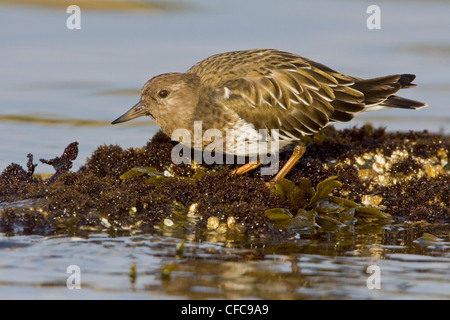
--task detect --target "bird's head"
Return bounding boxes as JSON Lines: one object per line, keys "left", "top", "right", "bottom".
{"left": 112, "top": 73, "right": 200, "bottom": 134}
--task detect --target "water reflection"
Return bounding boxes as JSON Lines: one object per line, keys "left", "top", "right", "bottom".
{"left": 1, "top": 228, "right": 448, "bottom": 299}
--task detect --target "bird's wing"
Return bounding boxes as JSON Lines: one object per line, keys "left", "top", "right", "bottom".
{"left": 204, "top": 50, "right": 366, "bottom": 140}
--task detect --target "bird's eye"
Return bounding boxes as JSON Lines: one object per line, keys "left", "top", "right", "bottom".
{"left": 158, "top": 90, "right": 169, "bottom": 99}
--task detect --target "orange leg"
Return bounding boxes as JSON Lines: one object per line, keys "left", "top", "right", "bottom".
{"left": 231, "top": 160, "right": 262, "bottom": 175}
{"left": 267, "top": 142, "right": 306, "bottom": 187}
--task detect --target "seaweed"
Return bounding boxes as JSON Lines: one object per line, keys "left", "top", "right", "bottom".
{"left": 39, "top": 142, "right": 79, "bottom": 183}
{"left": 0, "top": 126, "right": 448, "bottom": 237}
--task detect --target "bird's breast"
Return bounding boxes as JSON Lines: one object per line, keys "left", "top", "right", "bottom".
{"left": 170, "top": 117, "right": 292, "bottom": 157}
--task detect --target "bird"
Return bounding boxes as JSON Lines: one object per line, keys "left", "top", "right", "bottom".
{"left": 112, "top": 49, "right": 427, "bottom": 185}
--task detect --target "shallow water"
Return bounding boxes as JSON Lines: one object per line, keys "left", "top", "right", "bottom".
{"left": 0, "top": 0, "right": 449, "bottom": 299}
{"left": 0, "top": 228, "right": 449, "bottom": 299}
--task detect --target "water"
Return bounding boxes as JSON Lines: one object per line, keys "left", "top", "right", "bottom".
{"left": 0, "top": 231, "right": 449, "bottom": 299}
{"left": 0, "top": 0, "right": 449, "bottom": 299}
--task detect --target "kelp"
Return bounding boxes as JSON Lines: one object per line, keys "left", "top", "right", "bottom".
{"left": 265, "top": 176, "right": 392, "bottom": 235}
{"left": 120, "top": 166, "right": 168, "bottom": 185}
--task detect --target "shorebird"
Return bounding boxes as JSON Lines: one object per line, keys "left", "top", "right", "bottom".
{"left": 112, "top": 49, "right": 427, "bottom": 184}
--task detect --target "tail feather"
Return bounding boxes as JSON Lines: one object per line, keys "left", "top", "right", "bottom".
{"left": 381, "top": 95, "right": 427, "bottom": 110}
{"left": 352, "top": 75, "right": 402, "bottom": 106}
{"left": 330, "top": 73, "right": 427, "bottom": 122}
{"left": 379, "top": 74, "right": 427, "bottom": 109}
{"left": 397, "top": 74, "right": 417, "bottom": 88}
{"left": 354, "top": 73, "right": 427, "bottom": 110}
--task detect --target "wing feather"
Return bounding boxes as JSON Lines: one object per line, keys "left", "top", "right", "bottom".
{"left": 188, "top": 49, "right": 415, "bottom": 139}
{"left": 206, "top": 50, "right": 350, "bottom": 139}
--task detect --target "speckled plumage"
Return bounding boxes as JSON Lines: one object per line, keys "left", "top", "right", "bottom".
{"left": 112, "top": 49, "right": 427, "bottom": 179}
